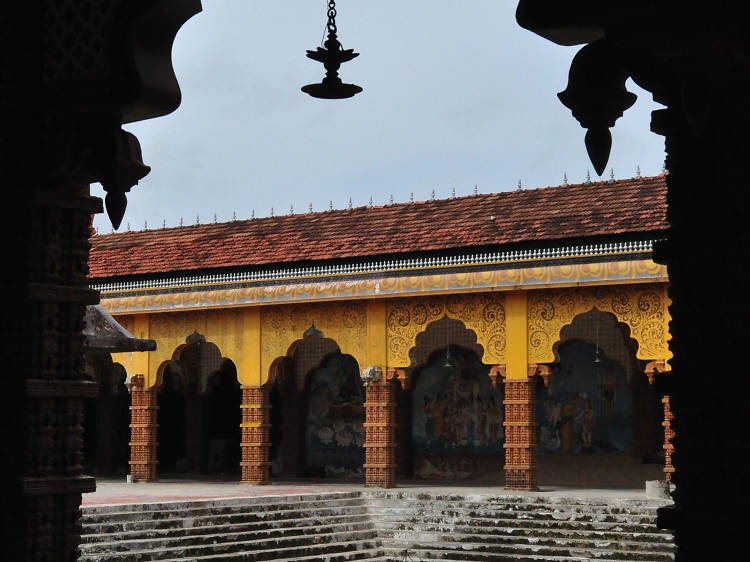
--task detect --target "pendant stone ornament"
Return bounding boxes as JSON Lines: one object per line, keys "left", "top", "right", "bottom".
{"left": 302, "top": 1, "right": 362, "bottom": 99}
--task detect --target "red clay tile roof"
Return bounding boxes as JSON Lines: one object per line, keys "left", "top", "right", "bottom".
{"left": 89, "top": 175, "right": 667, "bottom": 279}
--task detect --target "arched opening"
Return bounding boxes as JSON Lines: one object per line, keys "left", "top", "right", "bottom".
{"left": 204, "top": 359, "right": 242, "bottom": 474}
{"left": 537, "top": 308, "right": 663, "bottom": 487}
{"left": 157, "top": 361, "right": 187, "bottom": 473}
{"left": 406, "top": 317, "right": 504, "bottom": 482}
{"left": 266, "top": 329, "right": 365, "bottom": 481}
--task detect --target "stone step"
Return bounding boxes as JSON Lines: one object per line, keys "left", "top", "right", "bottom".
{"left": 382, "top": 540, "right": 674, "bottom": 561}
{"left": 82, "top": 495, "right": 366, "bottom": 524}
{"left": 161, "top": 548, "right": 387, "bottom": 561}
{"left": 381, "top": 529, "right": 674, "bottom": 555}
{"left": 80, "top": 520, "right": 376, "bottom": 555}
{"left": 83, "top": 504, "right": 370, "bottom": 536}
{"left": 373, "top": 515, "right": 671, "bottom": 537}
{"left": 80, "top": 536, "right": 382, "bottom": 562}
{"left": 83, "top": 513, "right": 373, "bottom": 544}
{"left": 377, "top": 521, "right": 672, "bottom": 544}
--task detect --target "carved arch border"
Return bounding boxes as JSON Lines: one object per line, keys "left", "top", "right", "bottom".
{"left": 386, "top": 292, "right": 506, "bottom": 368}
{"left": 260, "top": 301, "right": 367, "bottom": 380}
{"left": 527, "top": 283, "right": 671, "bottom": 364}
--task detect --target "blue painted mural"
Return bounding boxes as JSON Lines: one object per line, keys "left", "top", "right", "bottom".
{"left": 537, "top": 340, "right": 632, "bottom": 455}
{"left": 304, "top": 354, "right": 366, "bottom": 477}
{"left": 412, "top": 347, "right": 503, "bottom": 458}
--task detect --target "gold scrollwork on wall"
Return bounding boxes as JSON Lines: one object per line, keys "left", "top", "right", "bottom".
{"left": 527, "top": 284, "right": 671, "bottom": 363}
{"left": 260, "top": 301, "right": 367, "bottom": 377}
{"left": 387, "top": 292, "right": 506, "bottom": 367}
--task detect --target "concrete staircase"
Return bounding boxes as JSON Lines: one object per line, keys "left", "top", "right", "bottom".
{"left": 79, "top": 490, "right": 675, "bottom": 561}
{"left": 367, "top": 491, "right": 675, "bottom": 561}
{"left": 78, "top": 492, "right": 384, "bottom": 561}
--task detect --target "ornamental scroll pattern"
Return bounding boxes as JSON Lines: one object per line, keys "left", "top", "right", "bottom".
{"left": 527, "top": 284, "right": 670, "bottom": 363}
{"left": 387, "top": 292, "right": 506, "bottom": 367}
{"left": 146, "top": 309, "right": 245, "bottom": 381}
{"left": 260, "top": 301, "right": 367, "bottom": 378}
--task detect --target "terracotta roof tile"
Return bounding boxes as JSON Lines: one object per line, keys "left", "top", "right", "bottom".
{"left": 89, "top": 176, "right": 668, "bottom": 279}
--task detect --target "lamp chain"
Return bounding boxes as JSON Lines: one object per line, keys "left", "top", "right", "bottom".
{"left": 327, "top": 0, "right": 337, "bottom": 34}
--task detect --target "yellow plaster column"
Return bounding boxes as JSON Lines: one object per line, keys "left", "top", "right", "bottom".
{"left": 505, "top": 291, "right": 528, "bottom": 380}
{"left": 237, "top": 307, "right": 262, "bottom": 385}
{"left": 365, "top": 300, "right": 387, "bottom": 370}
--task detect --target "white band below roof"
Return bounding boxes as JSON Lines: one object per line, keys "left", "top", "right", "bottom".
{"left": 91, "top": 239, "right": 660, "bottom": 293}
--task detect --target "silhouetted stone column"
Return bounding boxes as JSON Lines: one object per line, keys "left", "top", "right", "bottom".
{"left": 240, "top": 385, "right": 271, "bottom": 484}
{"left": 128, "top": 375, "right": 158, "bottom": 482}
{"left": 503, "top": 377, "right": 538, "bottom": 490}
{"left": 363, "top": 367, "right": 397, "bottom": 488}
{"left": 662, "top": 395, "right": 674, "bottom": 483}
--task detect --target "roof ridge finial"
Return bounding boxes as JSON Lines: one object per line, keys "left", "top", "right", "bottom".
{"left": 290, "top": 204, "right": 294, "bottom": 215}
{"left": 451, "top": 187, "right": 456, "bottom": 199}
{"left": 163, "top": 219, "right": 166, "bottom": 229}
{"left": 609, "top": 168, "right": 615, "bottom": 183}
{"left": 431, "top": 189, "right": 435, "bottom": 201}
{"left": 562, "top": 172, "right": 568, "bottom": 187}
{"left": 368, "top": 197, "right": 373, "bottom": 208}
{"left": 635, "top": 165, "right": 641, "bottom": 178}
{"left": 213, "top": 213, "right": 217, "bottom": 223}
{"left": 662, "top": 161, "right": 667, "bottom": 174}
{"left": 348, "top": 197, "right": 353, "bottom": 210}
{"left": 196, "top": 214, "right": 200, "bottom": 225}
{"left": 329, "top": 200, "right": 333, "bottom": 211}
{"left": 270, "top": 207, "right": 274, "bottom": 217}
{"left": 251, "top": 209, "right": 255, "bottom": 220}
{"left": 144, "top": 220, "right": 148, "bottom": 230}
{"left": 585, "top": 170, "right": 591, "bottom": 185}
{"left": 232, "top": 211, "right": 236, "bottom": 221}
{"left": 389, "top": 194, "right": 394, "bottom": 205}
{"left": 127, "top": 222, "right": 131, "bottom": 231}
{"left": 517, "top": 179, "right": 522, "bottom": 191}
{"left": 409, "top": 192, "right": 414, "bottom": 203}
{"left": 309, "top": 203, "right": 313, "bottom": 214}
{"left": 179, "top": 217, "right": 183, "bottom": 227}
{"left": 474, "top": 184, "right": 478, "bottom": 196}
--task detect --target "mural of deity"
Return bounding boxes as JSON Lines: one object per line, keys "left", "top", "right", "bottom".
{"left": 537, "top": 340, "right": 632, "bottom": 455}
{"left": 412, "top": 347, "right": 503, "bottom": 459}
{"left": 304, "top": 353, "right": 366, "bottom": 477}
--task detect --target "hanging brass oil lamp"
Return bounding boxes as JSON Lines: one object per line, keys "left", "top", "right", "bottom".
{"left": 302, "top": 1, "right": 362, "bottom": 99}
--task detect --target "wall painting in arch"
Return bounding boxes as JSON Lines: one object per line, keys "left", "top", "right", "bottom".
{"left": 304, "top": 353, "right": 366, "bottom": 477}
{"left": 412, "top": 347, "right": 503, "bottom": 479}
{"left": 537, "top": 340, "right": 632, "bottom": 456}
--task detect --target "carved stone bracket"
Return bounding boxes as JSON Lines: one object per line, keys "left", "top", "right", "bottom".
{"left": 386, "top": 367, "right": 407, "bottom": 389}
{"left": 490, "top": 365, "right": 506, "bottom": 388}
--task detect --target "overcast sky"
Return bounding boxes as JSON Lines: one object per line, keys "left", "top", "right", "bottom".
{"left": 93, "top": 1, "right": 666, "bottom": 233}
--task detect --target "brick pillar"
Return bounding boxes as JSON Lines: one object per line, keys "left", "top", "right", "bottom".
{"left": 503, "top": 377, "right": 538, "bottom": 490}
{"left": 364, "top": 368, "right": 397, "bottom": 488}
{"left": 240, "top": 385, "right": 271, "bottom": 484}
{"left": 662, "top": 395, "right": 675, "bottom": 483}
{"left": 128, "top": 375, "right": 158, "bottom": 482}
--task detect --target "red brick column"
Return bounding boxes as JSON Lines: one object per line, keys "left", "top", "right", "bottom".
{"left": 503, "top": 377, "right": 538, "bottom": 490}
{"left": 662, "top": 395, "right": 675, "bottom": 483}
{"left": 128, "top": 375, "right": 159, "bottom": 482}
{"left": 364, "top": 371, "right": 397, "bottom": 488}
{"left": 240, "top": 385, "right": 271, "bottom": 484}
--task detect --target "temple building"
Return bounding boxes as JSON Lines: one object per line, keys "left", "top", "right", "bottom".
{"left": 88, "top": 174, "right": 672, "bottom": 490}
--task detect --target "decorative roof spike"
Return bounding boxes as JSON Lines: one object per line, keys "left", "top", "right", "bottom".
{"left": 179, "top": 217, "right": 183, "bottom": 227}
{"left": 409, "top": 192, "right": 414, "bottom": 203}
{"left": 196, "top": 214, "right": 200, "bottom": 225}
{"left": 389, "top": 194, "right": 394, "bottom": 205}
{"left": 127, "top": 222, "right": 131, "bottom": 231}
{"left": 290, "top": 204, "right": 294, "bottom": 215}
{"left": 431, "top": 189, "right": 435, "bottom": 201}
{"left": 517, "top": 179, "right": 522, "bottom": 191}
{"left": 232, "top": 211, "right": 236, "bottom": 221}
{"left": 144, "top": 220, "right": 148, "bottom": 230}
{"left": 368, "top": 197, "right": 373, "bottom": 208}
{"left": 309, "top": 203, "right": 313, "bottom": 214}
{"left": 662, "top": 161, "right": 667, "bottom": 174}
{"left": 609, "top": 168, "right": 615, "bottom": 183}
{"left": 348, "top": 197, "right": 352, "bottom": 210}
{"left": 636, "top": 165, "right": 642, "bottom": 178}
{"left": 585, "top": 170, "right": 591, "bottom": 185}
{"left": 329, "top": 200, "right": 333, "bottom": 211}
{"left": 474, "top": 184, "right": 478, "bottom": 196}
{"left": 451, "top": 187, "right": 456, "bottom": 198}
{"left": 213, "top": 213, "right": 217, "bottom": 223}
{"left": 562, "top": 172, "right": 568, "bottom": 186}
{"left": 251, "top": 209, "right": 255, "bottom": 219}
{"left": 270, "top": 207, "right": 274, "bottom": 217}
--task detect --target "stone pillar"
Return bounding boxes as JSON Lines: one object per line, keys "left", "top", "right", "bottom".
{"left": 662, "top": 395, "right": 675, "bottom": 483}
{"left": 503, "top": 377, "right": 538, "bottom": 490}
{"left": 240, "top": 385, "right": 271, "bottom": 484}
{"left": 128, "top": 375, "right": 158, "bottom": 482}
{"left": 363, "top": 367, "right": 397, "bottom": 488}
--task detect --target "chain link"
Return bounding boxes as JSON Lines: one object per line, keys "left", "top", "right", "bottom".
{"left": 327, "top": 0, "right": 337, "bottom": 34}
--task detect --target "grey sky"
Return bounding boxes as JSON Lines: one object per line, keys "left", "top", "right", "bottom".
{"left": 93, "top": 1, "right": 666, "bottom": 233}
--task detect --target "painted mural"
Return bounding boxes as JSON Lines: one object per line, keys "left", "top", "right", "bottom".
{"left": 537, "top": 340, "right": 633, "bottom": 455}
{"left": 304, "top": 354, "right": 366, "bottom": 477}
{"left": 412, "top": 347, "right": 503, "bottom": 478}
